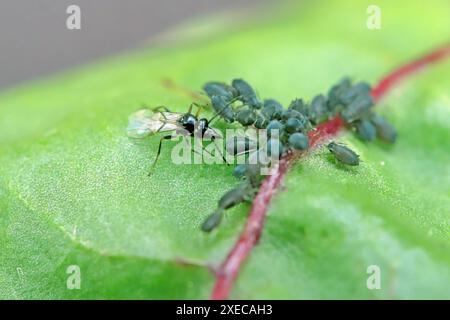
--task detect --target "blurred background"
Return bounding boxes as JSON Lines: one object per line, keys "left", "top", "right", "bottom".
{"left": 0, "top": 0, "right": 271, "bottom": 91}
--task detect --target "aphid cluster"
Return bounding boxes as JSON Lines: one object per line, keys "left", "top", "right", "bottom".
{"left": 127, "top": 77, "right": 397, "bottom": 232}
{"left": 200, "top": 78, "right": 397, "bottom": 231}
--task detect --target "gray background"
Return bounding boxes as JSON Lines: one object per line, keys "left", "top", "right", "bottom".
{"left": 0, "top": 0, "right": 269, "bottom": 91}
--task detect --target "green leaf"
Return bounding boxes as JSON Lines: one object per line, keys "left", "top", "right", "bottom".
{"left": 1, "top": 0, "right": 449, "bottom": 299}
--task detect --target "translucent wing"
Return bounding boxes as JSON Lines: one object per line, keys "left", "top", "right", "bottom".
{"left": 202, "top": 127, "right": 223, "bottom": 140}
{"left": 127, "top": 109, "right": 182, "bottom": 138}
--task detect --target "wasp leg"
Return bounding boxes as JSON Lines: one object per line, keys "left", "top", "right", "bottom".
{"left": 152, "top": 106, "right": 171, "bottom": 113}
{"left": 211, "top": 136, "right": 229, "bottom": 165}
{"left": 186, "top": 102, "right": 207, "bottom": 117}
{"left": 149, "top": 135, "right": 172, "bottom": 176}
{"left": 192, "top": 102, "right": 209, "bottom": 118}
{"left": 208, "top": 97, "right": 242, "bottom": 125}
{"left": 192, "top": 136, "right": 228, "bottom": 165}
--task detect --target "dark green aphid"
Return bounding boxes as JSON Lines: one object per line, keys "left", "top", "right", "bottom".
{"left": 309, "top": 94, "right": 329, "bottom": 124}
{"left": 288, "top": 132, "right": 309, "bottom": 150}
{"left": 218, "top": 184, "right": 249, "bottom": 209}
{"left": 288, "top": 98, "right": 309, "bottom": 116}
{"left": 267, "top": 138, "right": 284, "bottom": 159}
{"left": 341, "top": 82, "right": 372, "bottom": 105}
{"left": 340, "top": 95, "right": 373, "bottom": 123}
{"left": 370, "top": 114, "right": 397, "bottom": 143}
{"left": 262, "top": 99, "right": 284, "bottom": 120}
{"left": 243, "top": 163, "right": 263, "bottom": 187}
{"left": 327, "top": 78, "right": 351, "bottom": 113}
{"left": 232, "top": 163, "right": 264, "bottom": 187}
{"left": 201, "top": 183, "right": 254, "bottom": 232}
{"left": 211, "top": 95, "right": 235, "bottom": 122}
{"left": 254, "top": 114, "right": 269, "bottom": 129}
{"left": 232, "top": 164, "right": 248, "bottom": 179}
{"left": 284, "top": 109, "right": 310, "bottom": 131}
{"left": 232, "top": 79, "right": 262, "bottom": 109}
{"left": 282, "top": 108, "right": 302, "bottom": 120}
{"left": 235, "top": 108, "right": 256, "bottom": 126}
{"left": 327, "top": 142, "right": 360, "bottom": 166}
{"left": 354, "top": 119, "right": 376, "bottom": 141}
{"left": 201, "top": 209, "right": 223, "bottom": 232}
{"left": 203, "top": 81, "right": 238, "bottom": 101}
{"left": 266, "top": 120, "right": 284, "bottom": 138}
{"left": 285, "top": 117, "right": 303, "bottom": 133}
{"left": 328, "top": 77, "right": 352, "bottom": 100}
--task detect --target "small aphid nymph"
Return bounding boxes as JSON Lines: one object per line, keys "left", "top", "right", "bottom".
{"left": 327, "top": 142, "right": 360, "bottom": 166}
{"left": 203, "top": 81, "right": 238, "bottom": 101}
{"left": 309, "top": 94, "right": 329, "bottom": 124}
{"left": 354, "top": 119, "right": 376, "bottom": 142}
{"left": 262, "top": 99, "right": 284, "bottom": 120}
{"left": 289, "top": 132, "right": 309, "bottom": 151}
{"left": 370, "top": 114, "right": 397, "bottom": 143}
{"left": 211, "top": 95, "right": 235, "bottom": 123}
{"left": 232, "top": 79, "right": 262, "bottom": 109}
{"left": 235, "top": 108, "right": 257, "bottom": 126}
{"left": 201, "top": 182, "right": 255, "bottom": 232}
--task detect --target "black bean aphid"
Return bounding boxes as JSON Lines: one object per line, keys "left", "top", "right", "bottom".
{"left": 309, "top": 94, "right": 329, "bottom": 124}
{"left": 236, "top": 108, "right": 257, "bottom": 126}
{"left": 285, "top": 117, "right": 303, "bottom": 133}
{"left": 254, "top": 114, "right": 269, "bottom": 129}
{"left": 232, "top": 164, "right": 248, "bottom": 179}
{"left": 211, "top": 95, "right": 235, "bottom": 123}
{"left": 289, "top": 132, "right": 309, "bottom": 150}
{"left": 203, "top": 81, "right": 238, "bottom": 101}
{"left": 327, "top": 142, "right": 360, "bottom": 166}
{"left": 340, "top": 95, "right": 373, "bottom": 123}
{"left": 341, "top": 81, "right": 371, "bottom": 105}
{"left": 328, "top": 77, "right": 351, "bottom": 110}
{"left": 201, "top": 181, "right": 256, "bottom": 232}
{"left": 289, "top": 98, "right": 309, "bottom": 116}
{"left": 266, "top": 120, "right": 284, "bottom": 138}
{"left": 370, "top": 113, "right": 397, "bottom": 143}
{"left": 262, "top": 99, "right": 284, "bottom": 120}
{"left": 267, "top": 138, "right": 284, "bottom": 159}
{"left": 232, "top": 79, "right": 262, "bottom": 109}
{"left": 354, "top": 119, "right": 376, "bottom": 142}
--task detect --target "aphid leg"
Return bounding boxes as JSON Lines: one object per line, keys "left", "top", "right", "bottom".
{"left": 149, "top": 135, "right": 173, "bottom": 176}
{"left": 190, "top": 136, "right": 212, "bottom": 161}
{"left": 189, "top": 139, "right": 207, "bottom": 162}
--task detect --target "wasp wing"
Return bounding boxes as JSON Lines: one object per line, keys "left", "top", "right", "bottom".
{"left": 127, "top": 109, "right": 182, "bottom": 138}
{"left": 202, "top": 127, "right": 223, "bottom": 140}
